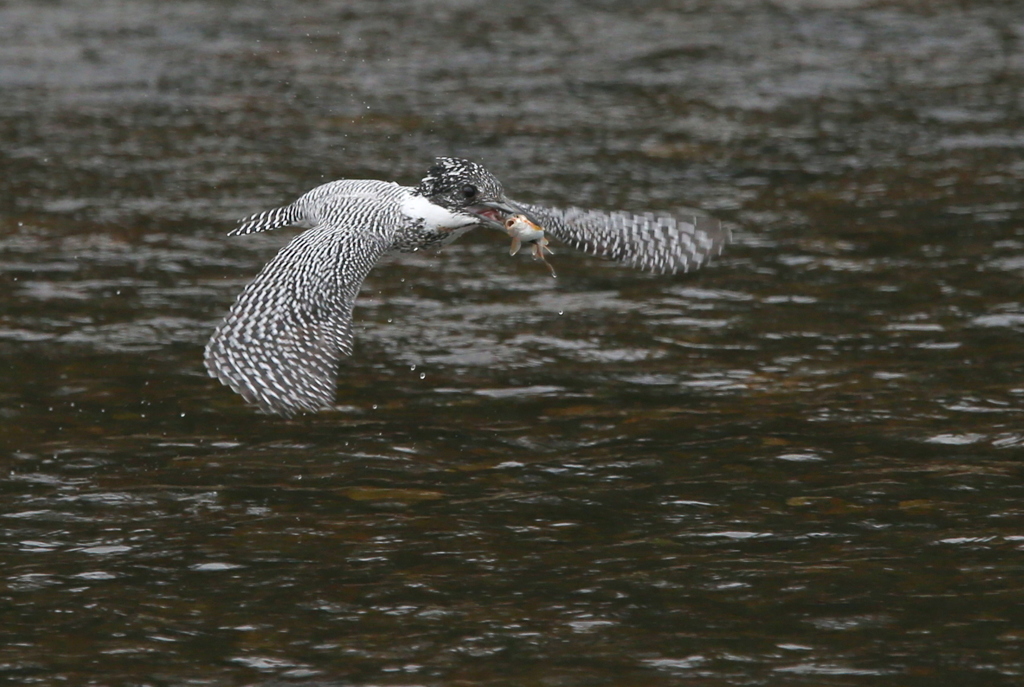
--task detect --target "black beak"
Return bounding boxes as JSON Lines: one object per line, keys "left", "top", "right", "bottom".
{"left": 472, "top": 198, "right": 544, "bottom": 231}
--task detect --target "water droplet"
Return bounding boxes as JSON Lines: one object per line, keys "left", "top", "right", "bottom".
{"left": 558, "top": 310, "right": 564, "bottom": 316}
{"left": 419, "top": 372, "right": 426, "bottom": 380}
{"left": 409, "top": 364, "right": 417, "bottom": 371}
{"left": 371, "top": 404, "right": 378, "bottom": 410}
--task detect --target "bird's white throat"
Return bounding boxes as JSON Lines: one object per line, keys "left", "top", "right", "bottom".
{"left": 400, "top": 190, "right": 476, "bottom": 231}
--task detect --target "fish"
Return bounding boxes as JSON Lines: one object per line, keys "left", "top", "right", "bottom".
{"left": 504, "top": 214, "right": 556, "bottom": 278}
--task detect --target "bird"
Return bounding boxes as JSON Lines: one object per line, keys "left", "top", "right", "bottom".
{"left": 205, "top": 157, "right": 729, "bottom": 416}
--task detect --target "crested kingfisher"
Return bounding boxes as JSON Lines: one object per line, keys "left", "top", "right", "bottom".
{"left": 205, "top": 157, "right": 729, "bottom": 415}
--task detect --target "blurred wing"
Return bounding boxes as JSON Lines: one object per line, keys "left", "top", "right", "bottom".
{"left": 514, "top": 202, "right": 729, "bottom": 274}
{"left": 229, "top": 203, "right": 308, "bottom": 236}
{"left": 204, "top": 221, "right": 391, "bottom": 416}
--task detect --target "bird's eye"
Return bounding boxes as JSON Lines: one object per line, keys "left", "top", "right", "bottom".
{"left": 461, "top": 184, "right": 478, "bottom": 199}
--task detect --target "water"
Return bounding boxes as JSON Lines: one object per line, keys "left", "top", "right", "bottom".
{"left": 3, "top": 0, "right": 1024, "bottom": 684}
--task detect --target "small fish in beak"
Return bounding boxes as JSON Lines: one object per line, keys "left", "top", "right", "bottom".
{"left": 504, "top": 214, "right": 556, "bottom": 278}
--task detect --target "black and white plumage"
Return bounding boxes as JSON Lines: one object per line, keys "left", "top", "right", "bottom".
{"left": 205, "top": 157, "right": 729, "bottom": 415}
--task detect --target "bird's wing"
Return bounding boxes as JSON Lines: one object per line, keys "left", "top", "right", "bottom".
{"left": 513, "top": 202, "right": 729, "bottom": 274}
{"left": 230, "top": 203, "right": 308, "bottom": 236}
{"left": 204, "top": 217, "right": 392, "bottom": 416}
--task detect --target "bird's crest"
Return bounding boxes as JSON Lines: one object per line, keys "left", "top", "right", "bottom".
{"left": 416, "top": 157, "right": 505, "bottom": 209}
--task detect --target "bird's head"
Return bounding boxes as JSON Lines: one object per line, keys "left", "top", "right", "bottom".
{"left": 417, "top": 157, "right": 539, "bottom": 230}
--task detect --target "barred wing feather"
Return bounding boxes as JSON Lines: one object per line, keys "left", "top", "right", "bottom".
{"left": 204, "top": 222, "right": 390, "bottom": 416}
{"left": 515, "top": 203, "right": 728, "bottom": 274}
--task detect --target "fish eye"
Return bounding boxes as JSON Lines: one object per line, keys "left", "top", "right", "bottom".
{"left": 461, "top": 184, "right": 478, "bottom": 199}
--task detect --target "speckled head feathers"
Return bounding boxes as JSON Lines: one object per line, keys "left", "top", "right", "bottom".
{"left": 417, "top": 157, "right": 506, "bottom": 210}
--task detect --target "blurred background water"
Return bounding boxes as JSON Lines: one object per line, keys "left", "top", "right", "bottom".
{"left": 2, "top": 0, "right": 1024, "bottom": 684}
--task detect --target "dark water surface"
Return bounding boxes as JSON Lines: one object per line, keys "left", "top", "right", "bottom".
{"left": 3, "top": 1, "right": 1024, "bottom": 684}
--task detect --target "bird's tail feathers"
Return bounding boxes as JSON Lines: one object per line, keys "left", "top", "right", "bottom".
{"left": 230, "top": 204, "right": 307, "bottom": 237}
